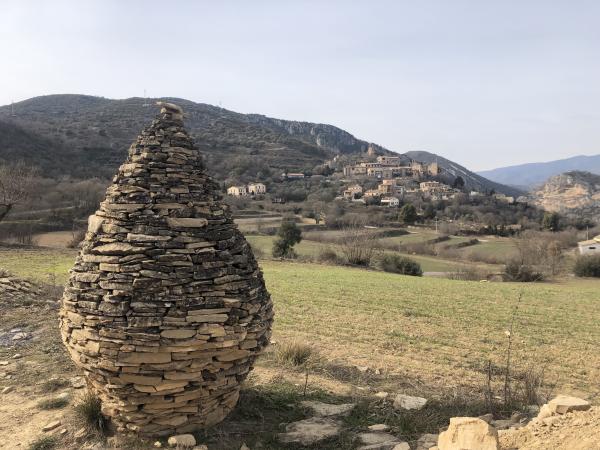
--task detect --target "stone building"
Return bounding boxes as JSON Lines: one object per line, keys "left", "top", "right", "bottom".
{"left": 59, "top": 102, "right": 273, "bottom": 437}
{"left": 226, "top": 185, "right": 247, "bottom": 197}
{"left": 247, "top": 183, "right": 266, "bottom": 195}
{"left": 578, "top": 235, "right": 600, "bottom": 255}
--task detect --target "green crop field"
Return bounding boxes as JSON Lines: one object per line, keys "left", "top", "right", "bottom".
{"left": 1, "top": 246, "right": 598, "bottom": 396}
{"left": 246, "top": 234, "right": 500, "bottom": 273}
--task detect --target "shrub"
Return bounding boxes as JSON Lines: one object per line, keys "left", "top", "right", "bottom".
{"left": 317, "top": 247, "right": 339, "bottom": 264}
{"left": 249, "top": 244, "right": 264, "bottom": 260}
{"left": 272, "top": 220, "right": 302, "bottom": 258}
{"left": 67, "top": 229, "right": 86, "bottom": 248}
{"left": 504, "top": 260, "right": 544, "bottom": 282}
{"left": 339, "top": 226, "right": 381, "bottom": 266}
{"left": 74, "top": 392, "right": 107, "bottom": 435}
{"left": 574, "top": 255, "right": 600, "bottom": 278}
{"left": 541, "top": 212, "right": 561, "bottom": 231}
{"left": 379, "top": 254, "right": 422, "bottom": 276}
{"left": 447, "top": 267, "right": 488, "bottom": 281}
{"left": 40, "top": 378, "right": 69, "bottom": 393}
{"left": 276, "top": 341, "right": 317, "bottom": 368}
{"left": 399, "top": 203, "right": 418, "bottom": 224}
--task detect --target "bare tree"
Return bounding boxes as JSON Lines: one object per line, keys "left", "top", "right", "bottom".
{"left": 339, "top": 221, "right": 382, "bottom": 266}
{"left": 0, "top": 161, "right": 38, "bottom": 223}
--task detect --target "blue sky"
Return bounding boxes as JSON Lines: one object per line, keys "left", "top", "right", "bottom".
{"left": 2, "top": 0, "right": 600, "bottom": 170}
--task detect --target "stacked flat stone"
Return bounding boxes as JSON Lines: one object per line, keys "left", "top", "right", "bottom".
{"left": 59, "top": 102, "right": 273, "bottom": 436}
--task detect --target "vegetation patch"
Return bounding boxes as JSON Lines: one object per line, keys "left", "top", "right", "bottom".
{"left": 37, "top": 397, "right": 69, "bottom": 410}
{"left": 574, "top": 254, "right": 600, "bottom": 278}
{"left": 74, "top": 392, "right": 108, "bottom": 435}
{"left": 28, "top": 436, "right": 58, "bottom": 450}
{"left": 378, "top": 254, "right": 423, "bottom": 276}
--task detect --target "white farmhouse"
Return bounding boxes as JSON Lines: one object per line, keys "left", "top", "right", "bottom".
{"left": 380, "top": 197, "right": 400, "bottom": 207}
{"left": 247, "top": 183, "right": 266, "bottom": 195}
{"left": 578, "top": 235, "right": 600, "bottom": 255}
{"left": 227, "top": 185, "right": 247, "bottom": 197}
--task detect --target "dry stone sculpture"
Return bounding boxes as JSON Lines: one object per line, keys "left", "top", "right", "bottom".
{"left": 59, "top": 102, "right": 273, "bottom": 436}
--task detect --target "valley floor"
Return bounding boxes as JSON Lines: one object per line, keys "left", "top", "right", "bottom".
{"left": 0, "top": 245, "right": 598, "bottom": 449}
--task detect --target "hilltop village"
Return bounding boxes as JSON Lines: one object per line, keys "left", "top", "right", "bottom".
{"left": 227, "top": 151, "right": 517, "bottom": 209}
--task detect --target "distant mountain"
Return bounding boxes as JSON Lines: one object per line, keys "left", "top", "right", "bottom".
{"left": 0, "top": 94, "right": 514, "bottom": 194}
{"left": 0, "top": 95, "right": 394, "bottom": 182}
{"left": 478, "top": 154, "right": 600, "bottom": 190}
{"left": 529, "top": 171, "right": 600, "bottom": 221}
{"left": 405, "top": 151, "right": 523, "bottom": 197}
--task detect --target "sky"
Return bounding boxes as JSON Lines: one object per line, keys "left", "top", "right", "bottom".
{"left": 1, "top": 1, "right": 600, "bottom": 171}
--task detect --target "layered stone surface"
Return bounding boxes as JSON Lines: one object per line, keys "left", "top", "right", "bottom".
{"left": 59, "top": 102, "right": 273, "bottom": 436}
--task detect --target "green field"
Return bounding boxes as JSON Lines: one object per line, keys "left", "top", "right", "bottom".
{"left": 1, "top": 245, "right": 598, "bottom": 396}
{"left": 263, "top": 261, "right": 600, "bottom": 394}
{"left": 0, "top": 247, "right": 76, "bottom": 285}
{"left": 247, "top": 234, "right": 500, "bottom": 273}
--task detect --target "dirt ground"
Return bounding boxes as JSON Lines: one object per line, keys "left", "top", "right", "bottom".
{"left": 500, "top": 407, "right": 600, "bottom": 450}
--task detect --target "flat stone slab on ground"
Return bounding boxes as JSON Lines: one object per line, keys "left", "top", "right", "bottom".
{"left": 368, "top": 424, "right": 390, "bottom": 431}
{"left": 167, "top": 434, "right": 196, "bottom": 447}
{"left": 279, "top": 417, "right": 342, "bottom": 446}
{"left": 42, "top": 420, "right": 61, "bottom": 432}
{"left": 300, "top": 400, "right": 356, "bottom": 417}
{"left": 416, "top": 433, "right": 439, "bottom": 450}
{"left": 548, "top": 395, "right": 591, "bottom": 414}
{"left": 357, "top": 432, "right": 409, "bottom": 450}
{"left": 393, "top": 394, "right": 428, "bottom": 410}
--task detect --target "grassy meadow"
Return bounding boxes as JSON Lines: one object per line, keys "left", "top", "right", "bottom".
{"left": 1, "top": 240, "right": 599, "bottom": 449}
{"left": 1, "top": 244, "right": 598, "bottom": 396}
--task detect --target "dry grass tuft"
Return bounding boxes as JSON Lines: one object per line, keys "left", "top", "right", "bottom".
{"left": 74, "top": 392, "right": 108, "bottom": 435}
{"left": 275, "top": 341, "right": 319, "bottom": 368}
{"left": 27, "top": 436, "right": 57, "bottom": 450}
{"left": 37, "top": 397, "right": 69, "bottom": 410}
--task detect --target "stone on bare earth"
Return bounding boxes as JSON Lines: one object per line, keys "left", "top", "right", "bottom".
{"left": 42, "top": 420, "right": 62, "bottom": 432}
{"left": 2, "top": 386, "right": 14, "bottom": 394}
{"left": 357, "top": 431, "right": 408, "bottom": 449}
{"left": 374, "top": 391, "right": 389, "bottom": 399}
{"left": 416, "top": 433, "right": 439, "bottom": 450}
{"left": 547, "top": 395, "right": 591, "bottom": 414}
{"left": 300, "top": 400, "right": 356, "bottom": 417}
{"left": 167, "top": 434, "right": 196, "bottom": 448}
{"left": 368, "top": 424, "right": 390, "bottom": 431}
{"left": 392, "top": 445, "right": 410, "bottom": 450}
{"left": 437, "top": 417, "right": 499, "bottom": 450}
{"left": 278, "top": 417, "right": 341, "bottom": 446}
{"left": 393, "top": 394, "right": 427, "bottom": 411}
{"left": 70, "top": 376, "right": 86, "bottom": 389}
{"left": 490, "top": 419, "right": 513, "bottom": 430}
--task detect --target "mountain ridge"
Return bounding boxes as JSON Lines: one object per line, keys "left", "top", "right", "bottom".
{"left": 478, "top": 154, "right": 600, "bottom": 189}
{"left": 0, "top": 94, "right": 517, "bottom": 195}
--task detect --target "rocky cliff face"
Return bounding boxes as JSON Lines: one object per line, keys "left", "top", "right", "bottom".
{"left": 530, "top": 171, "right": 600, "bottom": 220}
{"left": 245, "top": 114, "right": 390, "bottom": 155}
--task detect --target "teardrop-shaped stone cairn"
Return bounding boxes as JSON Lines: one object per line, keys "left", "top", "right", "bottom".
{"left": 59, "top": 102, "right": 274, "bottom": 436}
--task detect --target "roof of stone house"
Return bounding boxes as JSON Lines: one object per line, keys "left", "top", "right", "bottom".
{"left": 578, "top": 236, "right": 600, "bottom": 245}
